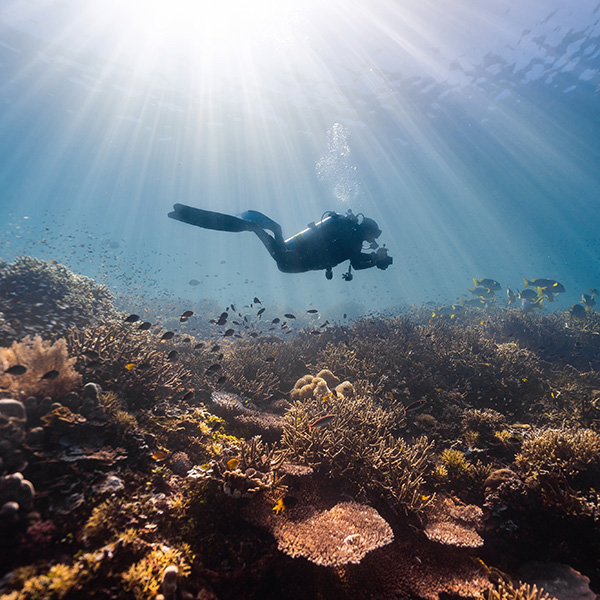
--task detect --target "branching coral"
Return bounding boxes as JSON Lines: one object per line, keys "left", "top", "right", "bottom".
{"left": 0, "top": 256, "right": 118, "bottom": 345}
{"left": 67, "top": 324, "right": 190, "bottom": 406}
{"left": 282, "top": 372, "right": 433, "bottom": 514}
{"left": 0, "top": 336, "right": 80, "bottom": 399}
{"left": 516, "top": 427, "right": 600, "bottom": 481}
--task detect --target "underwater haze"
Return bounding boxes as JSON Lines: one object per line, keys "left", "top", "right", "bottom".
{"left": 1, "top": 0, "right": 599, "bottom": 314}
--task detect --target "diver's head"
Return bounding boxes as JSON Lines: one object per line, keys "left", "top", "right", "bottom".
{"left": 359, "top": 216, "right": 382, "bottom": 246}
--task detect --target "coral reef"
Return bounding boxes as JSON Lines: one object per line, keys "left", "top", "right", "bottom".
{"left": 0, "top": 256, "right": 117, "bottom": 345}
{"left": 282, "top": 371, "right": 433, "bottom": 514}
{"left": 0, "top": 336, "right": 81, "bottom": 399}
{"left": 3, "top": 259, "right": 600, "bottom": 600}
{"left": 270, "top": 501, "right": 393, "bottom": 567}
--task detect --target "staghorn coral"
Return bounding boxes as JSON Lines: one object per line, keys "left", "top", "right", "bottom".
{"left": 0, "top": 336, "right": 80, "bottom": 399}
{"left": 67, "top": 323, "right": 190, "bottom": 406}
{"left": 516, "top": 427, "right": 600, "bottom": 481}
{"left": 271, "top": 501, "right": 393, "bottom": 567}
{"left": 480, "top": 579, "right": 557, "bottom": 600}
{"left": 282, "top": 372, "right": 433, "bottom": 514}
{"left": 0, "top": 256, "right": 118, "bottom": 345}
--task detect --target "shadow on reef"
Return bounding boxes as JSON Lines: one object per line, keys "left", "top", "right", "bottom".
{"left": 0, "top": 258, "right": 599, "bottom": 599}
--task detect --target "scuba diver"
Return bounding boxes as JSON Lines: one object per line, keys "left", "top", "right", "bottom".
{"left": 168, "top": 204, "right": 392, "bottom": 281}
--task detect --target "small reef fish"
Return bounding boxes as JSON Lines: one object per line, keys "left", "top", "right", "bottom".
{"left": 570, "top": 304, "right": 587, "bottom": 319}
{"left": 468, "top": 287, "right": 496, "bottom": 299}
{"left": 523, "top": 278, "right": 565, "bottom": 294}
{"left": 138, "top": 321, "right": 152, "bottom": 331}
{"left": 224, "top": 329, "right": 234, "bottom": 337}
{"left": 152, "top": 450, "right": 168, "bottom": 461}
{"left": 253, "top": 297, "right": 261, "bottom": 304}
{"left": 188, "top": 279, "right": 201, "bottom": 286}
{"left": 460, "top": 298, "right": 488, "bottom": 309}
{"left": 473, "top": 278, "right": 501, "bottom": 291}
{"left": 309, "top": 414, "right": 336, "bottom": 432}
{"left": 227, "top": 458, "right": 239, "bottom": 470}
{"left": 582, "top": 293, "right": 596, "bottom": 310}
{"left": 519, "top": 288, "right": 539, "bottom": 301}
{"left": 182, "top": 391, "right": 194, "bottom": 401}
{"left": 431, "top": 304, "right": 461, "bottom": 319}
{"left": 506, "top": 288, "right": 517, "bottom": 305}
{"left": 216, "top": 312, "right": 228, "bottom": 326}
{"left": 181, "top": 310, "right": 194, "bottom": 318}
{"left": 167, "top": 350, "right": 179, "bottom": 361}
{"left": 205, "top": 363, "right": 222, "bottom": 374}
{"left": 273, "top": 495, "right": 298, "bottom": 515}
{"left": 161, "top": 331, "right": 175, "bottom": 341}
{"left": 307, "top": 309, "right": 318, "bottom": 314}
{"left": 257, "top": 308, "right": 265, "bottom": 317}
{"left": 125, "top": 363, "right": 137, "bottom": 371}
{"left": 284, "top": 313, "right": 296, "bottom": 319}
{"left": 4, "top": 365, "right": 27, "bottom": 376}
{"left": 124, "top": 314, "right": 140, "bottom": 323}
{"left": 520, "top": 297, "right": 543, "bottom": 313}
{"left": 40, "top": 369, "right": 59, "bottom": 380}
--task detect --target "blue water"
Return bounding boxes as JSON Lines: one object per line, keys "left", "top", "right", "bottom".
{"left": 0, "top": 0, "right": 599, "bottom": 317}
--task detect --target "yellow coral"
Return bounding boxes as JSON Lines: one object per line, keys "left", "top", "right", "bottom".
{"left": 440, "top": 449, "right": 472, "bottom": 474}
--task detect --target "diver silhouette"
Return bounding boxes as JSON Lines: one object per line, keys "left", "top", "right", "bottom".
{"left": 168, "top": 204, "right": 392, "bottom": 281}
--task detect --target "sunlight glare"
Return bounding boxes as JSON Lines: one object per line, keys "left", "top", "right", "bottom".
{"left": 115, "top": 0, "right": 305, "bottom": 53}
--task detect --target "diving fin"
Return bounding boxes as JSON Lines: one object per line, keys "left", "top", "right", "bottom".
{"left": 168, "top": 204, "right": 260, "bottom": 233}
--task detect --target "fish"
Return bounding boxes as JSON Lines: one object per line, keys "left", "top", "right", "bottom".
{"left": 468, "top": 287, "right": 496, "bottom": 299}
{"left": 264, "top": 356, "right": 275, "bottom": 362}
{"left": 125, "top": 363, "right": 137, "bottom": 371}
{"left": 272, "top": 318, "right": 280, "bottom": 324}
{"left": 460, "top": 298, "right": 487, "bottom": 309}
{"left": 216, "top": 375, "right": 227, "bottom": 385}
{"left": 227, "top": 458, "right": 239, "bottom": 470}
{"left": 83, "top": 350, "right": 99, "bottom": 359}
{"left": 181, "top": 310, "right": 194, "bottom": 318}
{"left": 519, "top": 288, "right": 540, "bottom": 301}
{"left": 124, "top": 314, "right": 140, "bottom": 323}
{"left": 307, "top": 309, "right": 318, "bottom": 314}
{"left": 40, "top": 369, "right": 60, "bottom": 380}
{"left": 473, "top": 278, "right": 501, "bottom": 291}
{"left": 152, "top": 450, "right": 168, "bottom": 461}
{"left": 86, "top": 360, "right": 102, "bottom": 370}
{"left": 194, "top": 342, "right": 204, "bottom": 349}
{"left": 182, "top": 391, "right": 194, "bottom": 401}
{"left": 205, "top": 363, "right": 222, "bottom": 374}
{"left": 4, "top": 365, "right": 27, "bottom": 376}
{"left": 210, "top": 345, "right": 220, "bottom": 352}
{"left": 431, "top": 304, "right": 461, "bottom": 318}
{"left": 167, "top": 350, "right": 179, "bottom": 361}
{"left": 253, "top": 297, "right": 261, "bottom": 304}
{"left": 582, "top": 293, "right": 596, "bottom": 310}
{"left": 590, "top": 288, "right": 600, "bottom": 296}
{"left": 284, "top": 313, "right": 296, "bottom": 319}
{"left": 138, "top": 321, "right": 152, "bottom": 331}
{"left": 216, "top": 312, "right": 228, "bottom": 326}
{"left": 309, "top": 414, "right": 335, "bottom": 432}
{"left": 224, "top": 329, "right": 234, "bottom": 337}
{"left": 506, "top": 288, "right": 517, "bottom": 305}
{"left": 570, "top": 304, "right": 587, "bottom": 318}
{"left": 257, "top": 307, "right": 265, "bottom": 317}
{"left": 273, "top": 495, "right": 297, "bottom": 515}
{"left": 188, "top": 279, "right": 201, "bottom": 286}
{"left": 523, "top": 278, "right": 565, "bottom": 294}
{"left": 161, "top": 331, "right": 175, "bottom": 340}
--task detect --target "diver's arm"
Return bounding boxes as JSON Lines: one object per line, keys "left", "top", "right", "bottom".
{"left": 350, "top": 247, "right": 393, "bottom": 271}
{"left": 350, "top": 252, "right": 379, "bottom": 270}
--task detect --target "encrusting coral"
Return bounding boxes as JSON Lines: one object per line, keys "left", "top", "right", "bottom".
{"left": 271, "top": 501, "right": 393, "bottom": 567}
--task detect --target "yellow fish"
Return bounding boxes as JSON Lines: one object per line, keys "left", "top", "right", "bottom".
{"left": 125, "top": 363, "right": 137, "bottom": 371}
{"left": 273, "top": 498, "right": 286, "bottom": 515}
{"left": 227, "top": 458, "right": 239, "bottom": 470}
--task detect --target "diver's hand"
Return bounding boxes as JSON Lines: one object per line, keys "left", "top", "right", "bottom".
{"left": 375, "top": 247, "right": 393, "bottom": 270}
